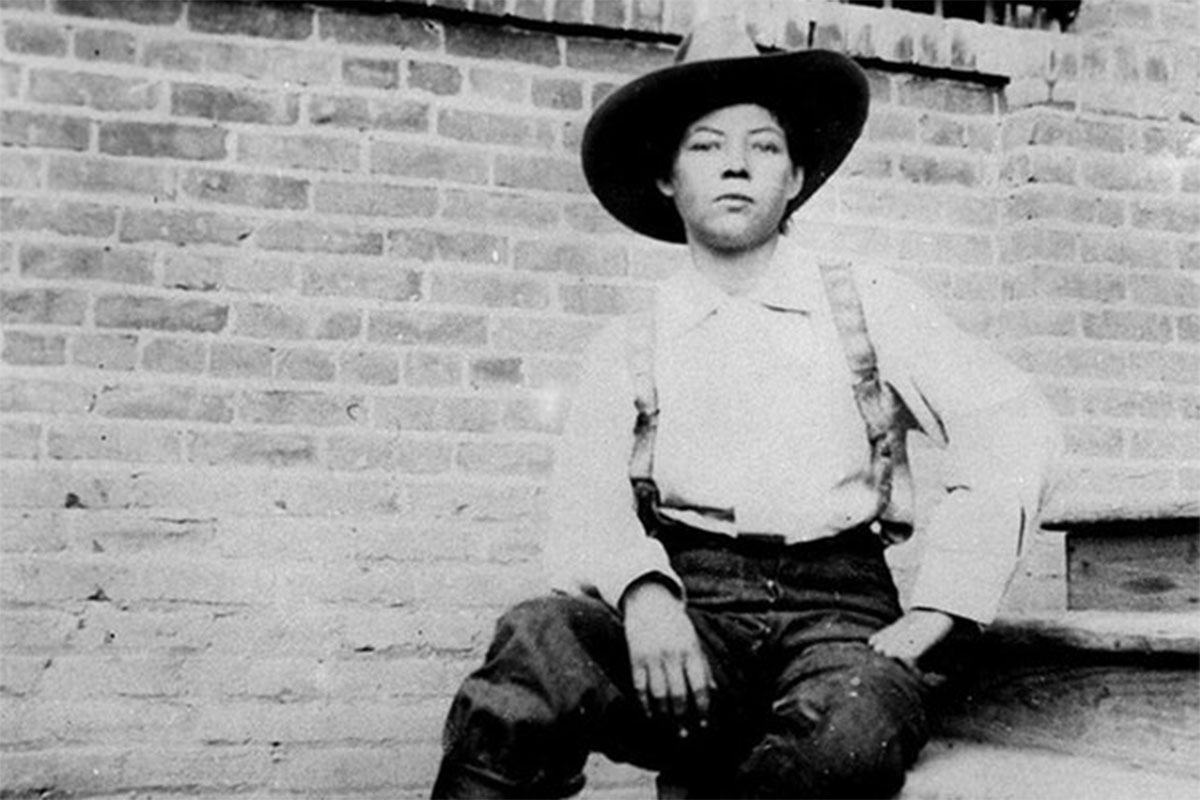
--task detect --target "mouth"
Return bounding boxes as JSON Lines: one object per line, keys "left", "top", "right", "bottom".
{"left": 715, "top": 193, "right": 753, "bottom": 205}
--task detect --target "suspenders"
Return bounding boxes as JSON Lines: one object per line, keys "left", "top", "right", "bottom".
{"left": 625, "top": 261, "right": 914, "bottom": 543}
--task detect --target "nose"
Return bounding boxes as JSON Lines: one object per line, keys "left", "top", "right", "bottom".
{"left": 721, "top": 142, "right": 750, "bottom": 177}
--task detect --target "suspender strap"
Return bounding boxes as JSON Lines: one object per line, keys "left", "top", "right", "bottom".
{"left": 818, "top": 261, "right": 912, "bottom": 540}
{"left": 624, "top": 309, "right": 664, "bottom": 530}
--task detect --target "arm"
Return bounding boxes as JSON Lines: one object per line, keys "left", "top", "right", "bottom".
{"left": 861, "top": 270, "right": 1062, "bottom": 659}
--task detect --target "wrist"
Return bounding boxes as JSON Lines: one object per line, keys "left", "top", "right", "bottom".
{"left": 620, "top": 572, "right": 682, "bottom": 615}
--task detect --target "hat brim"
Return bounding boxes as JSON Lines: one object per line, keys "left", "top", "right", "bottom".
{"left": 582, "top": 49, "right": 869, "bottom": 243}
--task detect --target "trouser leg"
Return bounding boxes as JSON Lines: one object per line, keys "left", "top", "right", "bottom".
{"left": 737, "top": 640, "right": 931, "bottom": 799}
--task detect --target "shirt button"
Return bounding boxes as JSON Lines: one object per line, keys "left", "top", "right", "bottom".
{"left": 765, "top": 579, "right": 779, "bottom": 602}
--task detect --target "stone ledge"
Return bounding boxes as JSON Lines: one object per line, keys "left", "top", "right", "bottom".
{"left": 988, "top": 609, "right": 1200, "bottom": 655}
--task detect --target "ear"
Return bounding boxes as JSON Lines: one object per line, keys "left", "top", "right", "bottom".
{"left": 786, "top": 165, "right": 805, "bottom": 202}
{"left": 655, "top": 176, "right": 676, "bottom": 198}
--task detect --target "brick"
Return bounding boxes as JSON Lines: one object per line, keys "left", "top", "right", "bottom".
{"left": 409, "top": 61, "right": 461, "bottom": 95}
{"left": 370, "top": 141, "right": 488, "bottom": 184}
{"left": 1, "top": 289, "right": 85, "bottom": 326}
{"left": 514, "top": 240, "right": 628, "bottom": 277}
{"left": 171, "top": 83, "right": 299, "bottom": 125}
{"left": 142, "top": 338, "right": 206, "bottom": 374}
{"left": 1128, "top": 350, "right": 1200, "bottom": 386}
{"left": 91, "top": 384, "right": 233, "bottom": 423}
{"left": 470, "top": 357, "right": 524, "bottom": 389}
{"left": 4, "top": 21, "right": 67, "bottom": 56}
{"left": 313, "top": 182, "right": 436, "bottom": 218}
{"left": 95, "top": 295, "right": 228, "bottom": 333}
{"left": 0, "top": 151, "right": 38, "bottom": 192}
{"left": 180, "top": 169, "right": 309, "bottom": 210}
{"left": 75, "top": 28, "right": 137, "bottom": 63}
{"left": 301, "top": 262, "right": 421, "bottom": 301}
{"left": 47, "top": 422, "right": 181, "bottom": 462}
{"left": 344, "top": 58, "right": 399, "bottom": 90}
{"left": 1080, "top": 156, "right": 1173, "bottom": 193}
{"left": 561, "top": 283, "right": 653, "bottom": 316}
{"left": 1063, "top": 424, "right": 1125, "bottom": 458}
{"left": 456, "top": 441, "right": 553, "bottom": 476}
{"left": 898, "top": 154, "right": 977, "bottom": 187}
{"left": 1002, "top": 189, "right": 1123, "bottom": 228}
{"left": 318, "top": 9, "right": 441, "bottom": 49}
{"left": 338, "top": 350, "right": 400, "bottom": 386}
{"left": 374, "top": 395, "right": 498, "bottom": 433}
{"left": 405, "top": 351, "right": 462, "bottom": 388}
{"left": 0, "top": 198, "right": 116, "bottom": 238}
{"left": 494, "top": 153, "right": 588, "bottom": 193}
{"left": 2, "top": 110, "right": 90, "bottom": 150}
{"left": 120, "top": 208, "right": 253, "bottom": 247}
{"left": 1, "top": 421, "right": 40, "bottom": 459}
{"left": 437, "top": 108, "right": 554, "bottom": 149}
{"left": 1003, "top": 343, "right": 1128, "bottom": 381}
{"left": 1082, "top": 309, "right": 1173, "bottom": 343}
{"left": 368, "top": 310, "right": 487, "bottom": 347}
{"left": 70, "top": 333, "right": 138, "bottom": 370}
{"left": 187, "top": 430, "right": 317, "bottom": 468}
{"left": 48, "top": 155, "right": 175, "bottom": 200}
{"left": 1177, "top": 315, "right": 1199, "bottom": 343}
{"left": 188, "top": 1, "right": 313, "bottom": 39}
{"left": 144, "top": 40, "right": 337, "bottom": 86}
{"left": 231, "top": 302, "right": 308, "bottom": 340}
{"left": 1000, "top": 151, "right": 1077, "bottom": 187}
{"left": 307, "top": 94, "right": 370, "bottom": 128}
{"left": 565, "top": 37, "right": 672, "bottom": 74}
{"left": 255, "top": 221, "right": 382, "bottom": 255}
{"left": 445, "top": 22, "right": 558, "bottom": 66}
{"left": 563, "top": 200, "right": 626, "bottom": 234}
{"left": 468, "top": 67, "right": 527, "bottom": 104}
{"left": 1078, "top": 386, "right": 1176, "bottom": 421}
{"left": 1129, "top": 427, "right": 1200, "bottom": 461}
{"left": 1003, "top": 264, "right": 1125, "bottom": 304}
{"left": 1129, "top": 273, "right": 1200, "bottom": 309}
{"left": 1074, "top": 118, "right": 1129, "bottom": 153}
{"left": 375, "top": 98, "right": 431, "bottom": 133}
{"left": 210, "top": 341, "right": 272, "bottom": 378}
{"left": 1, "top": 62, "right": 20, "bottom": 100}
{"left": 492, "top": 317, "right": 597, "bottom": 354}
{"left": 237, "top": 132, "right": 358, "bottom": 172}
{"left": 315, "top": 310, "right": 361, "bottom": 340}
{"left": 389, "top": 230, "right": 506, "bottom": 266}
{"left": 239, "top": 390, "right": 365, "bottom": 428}
{"left": 553, "top": 0, "right": 585, "bottom": 23}
{"left": 276, "top": 347, "right": 336, "bottom": 382}
{"left": 2, "top": 332, "right": 66, "bottom": 365}
{"left": 1132, "top": 198, "right": 1200, "bottom": 234}
{"left": 1082, "top": 232, "right": 1175, "bottom": 269}
{"left": 998, "top": 228, "right": 1077, "bottom": 263}
{"left": 30, "top": 69, "right": 159, "bottom": 112}
{"left": 0, "top": 378, "right": 93, "bottom": 414}
{"left": 99, "top": 121, "right": 227, "bottom": 161}
{"left": 56, "top": 0, "right": 184, "bottom": 25}
{"left": 431, "top": 272, "right": 549, "bottom": 310}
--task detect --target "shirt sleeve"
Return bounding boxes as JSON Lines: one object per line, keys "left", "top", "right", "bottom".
{"left": 861, "top": 269, "right": 1064, "bottom": 625}
{"left": 542, "top": 317, "right": 683, "bottom": 610}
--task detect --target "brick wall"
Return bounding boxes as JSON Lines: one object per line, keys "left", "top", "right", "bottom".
{"left": 0, "top": 0, "right": 1196, "bottom": 796}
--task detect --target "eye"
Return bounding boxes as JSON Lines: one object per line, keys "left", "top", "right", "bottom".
{"left": 752, "top": 140, "right": 783, "bottom": 154}
{"left": 686, "top": 139, "right": 719, "bottom": 152}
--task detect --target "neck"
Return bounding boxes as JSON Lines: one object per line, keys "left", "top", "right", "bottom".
{"left": 687, "top": 234, "right": 781, "bottom": 296}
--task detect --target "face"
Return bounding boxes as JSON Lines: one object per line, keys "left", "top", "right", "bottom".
{"left": 656, "top": 103, "right": 804, "bottom": 254}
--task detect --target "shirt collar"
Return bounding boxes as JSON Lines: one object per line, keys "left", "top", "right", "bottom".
{"left": 658, "top": 236, "right": 825, "bottom": 339}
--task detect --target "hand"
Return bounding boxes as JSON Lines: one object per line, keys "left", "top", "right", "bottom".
{"left": 868, "top": 609, "right": 955, "bottom": 668}
{"left": 621, "top": 579, "right": 715, "bottom": 737}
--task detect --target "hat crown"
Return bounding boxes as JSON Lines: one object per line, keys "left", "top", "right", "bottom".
{"left": 673, "top": 17, "right": 760, "bottom": 65}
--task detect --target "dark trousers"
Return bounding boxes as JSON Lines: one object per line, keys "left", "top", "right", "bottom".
{"left": 432, "top": 525, "right": 935, "bottom": 799}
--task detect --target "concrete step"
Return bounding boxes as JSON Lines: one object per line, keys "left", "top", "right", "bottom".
{"left": 902, "top": 740, "right": 1199, "bottom": 800}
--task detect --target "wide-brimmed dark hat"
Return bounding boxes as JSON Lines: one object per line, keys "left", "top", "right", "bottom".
{"left": 581, "top": 19, "right": 869, "bottom": 244}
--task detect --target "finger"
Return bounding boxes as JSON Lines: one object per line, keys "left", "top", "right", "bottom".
{"left": 683, "top": 650, "right": 712, "bottom": 720}
{"left": 646, "top": 659, "right": 670, "bottom": 717}
{"left": 631, "top": 660, "right": 652, "bottom": 715}
{"left": 662, "top": 655, "right": 690, "bottom": 722}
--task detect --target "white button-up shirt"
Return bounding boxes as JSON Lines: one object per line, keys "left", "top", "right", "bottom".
{"left": 546, "top": 237, "right": 1061, "bottom": 624}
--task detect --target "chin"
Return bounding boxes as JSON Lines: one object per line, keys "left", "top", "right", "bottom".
{"left": 694, "top": 222, "right": 778, "bottom": 253}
